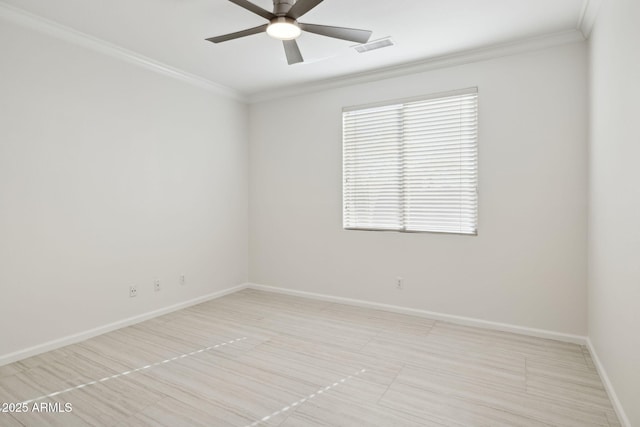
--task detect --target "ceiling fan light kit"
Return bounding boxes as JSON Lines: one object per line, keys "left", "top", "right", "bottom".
{"left": 207, "top": 0, "right": 373, "bottom": 65}
{"left": 266, "top": 17, "right": 301, "bottom": 40}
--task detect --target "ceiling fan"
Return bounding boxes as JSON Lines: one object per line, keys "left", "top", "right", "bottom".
{"left": 206, "top": 0, "right": 373, "bottom": 65}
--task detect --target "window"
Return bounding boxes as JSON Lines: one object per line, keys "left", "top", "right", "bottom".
{"left": 343, "top": 88, "right": 478, "bottom": 235}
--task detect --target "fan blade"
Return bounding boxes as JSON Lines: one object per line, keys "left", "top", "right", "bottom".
{"left": 300, "top": 23, "right": 372, "bottom": 43}
{"left": 283, "top": 39, "right": 303, "bottom": 65}
{"left": 228, "top": 0, "right": 275, "bottom": 20}
{"left": 206, "top": 24, "right": 268, "bottom": 43}
{"left": 286, "top": 0, "right": 324, "bottom": 20}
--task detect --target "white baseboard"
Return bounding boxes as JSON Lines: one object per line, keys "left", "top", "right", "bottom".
{"left": 586, "top": 338, "right": 631, "bottom": 427}
{"left": 0, "top": 283, "right": 249, "bottom": 367}
{"left": 2, "top": 281, "right": 587, "bottom": 365}
{"left": 5, "top": 281, "right": 627, "bottom": 424}
{"left": 246, "top": 283, "right": 587, "bottom": 345}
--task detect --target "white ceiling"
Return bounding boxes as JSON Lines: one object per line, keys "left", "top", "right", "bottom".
{"left": 1, "top": 0, "right": 587, "bottom": 96}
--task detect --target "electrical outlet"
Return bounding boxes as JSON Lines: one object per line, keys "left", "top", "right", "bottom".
{"left": 154, "top": 279, "right": 160, "bottom": 292}
{"left": 180, "top": 274, "right": 186, "bottom": 286}
{"left": 396, "top": 277, "right": 403, "bottom": 290}
{"left": 129, "top": 285, "right": 137, "bottom": 298}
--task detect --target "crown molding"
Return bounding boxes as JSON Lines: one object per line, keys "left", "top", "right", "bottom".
{"left": 1, "top": 1, "right": 591, "bottom": 106}
{"left": 248, "top": 29, "right": 585, "bottom": 104}
{"left": 577, "top": 0, "right": 604, "bottom": 38}
{"left": 0, "top": 2, "right": 246, "bottom": 102}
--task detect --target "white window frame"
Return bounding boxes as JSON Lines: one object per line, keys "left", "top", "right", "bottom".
{"left": 342, "top": 88, "right": 478, "bottom": 235}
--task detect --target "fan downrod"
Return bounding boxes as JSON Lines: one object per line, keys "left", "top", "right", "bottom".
{"left": 273, "top": 0, "right": 296, "bottom": 16}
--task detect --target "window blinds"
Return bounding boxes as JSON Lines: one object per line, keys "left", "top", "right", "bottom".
{"left": 343, "top": 88, "right": 478, "bottom": 235}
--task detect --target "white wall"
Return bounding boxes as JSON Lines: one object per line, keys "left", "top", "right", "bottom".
{"left": 588, "top": 0, "right": 640, "bottom": 425}
{"left": 0, "top": 20, "right": 249, "bottom": 360}
{"left": 250, "top": 42, "right": 588, "bottom": 335}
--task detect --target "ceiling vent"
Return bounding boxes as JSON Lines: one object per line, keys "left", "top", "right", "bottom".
{"left": 354, "top": 37, "right": 395, "bottom": 53}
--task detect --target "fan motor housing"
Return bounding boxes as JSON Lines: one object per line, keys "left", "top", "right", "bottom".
{"left": 273, "top": 0, "right": 296, "bottom": 16}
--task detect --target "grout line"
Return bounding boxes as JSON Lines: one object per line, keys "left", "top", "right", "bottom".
{"left": 245, "top": 368, "right": 367, "bottom": 427}
{"left": 357, "top": 330, "right": 382, "bottom": 351}
{"left": 376, "top": 363, "right": 405, "bottom": 405}
{"left": 19, "top": 337, "right": 248, "bottom": 405}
